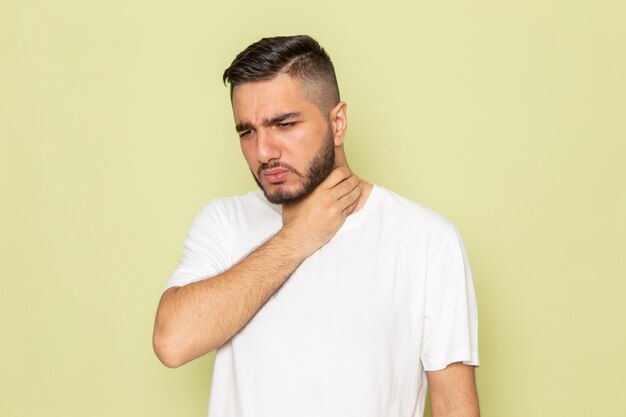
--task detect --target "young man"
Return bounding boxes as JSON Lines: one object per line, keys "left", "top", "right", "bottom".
{"left": 153, "top": 35, "right": 480, "bottom": 417}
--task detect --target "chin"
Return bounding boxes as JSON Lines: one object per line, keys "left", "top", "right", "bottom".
{"left": 263, "top": 183, "right": 308, "bottom": 205}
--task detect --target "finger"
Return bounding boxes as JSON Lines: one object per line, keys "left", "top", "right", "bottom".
{"left": 338, "top": 183, "right": 363, "bottom": 212}
{"left": 342, "top": 191, "right": 361, "bottom": 216}
{"left": 329, "top": 174, "right": 360, "bottom": 200}
{"left": 320, "top": 167, "right": 352, "bottom": 189}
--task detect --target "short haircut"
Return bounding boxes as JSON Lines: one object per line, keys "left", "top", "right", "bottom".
{"left": 223, "top": 35, "right": 340, "bottom": 115}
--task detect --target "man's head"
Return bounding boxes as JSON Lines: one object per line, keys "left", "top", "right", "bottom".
{"left": 223, "top": 35, "right": 340, "bottom": 118}
{"left": 223, "top": 35, "right": 346, "bottom": 204}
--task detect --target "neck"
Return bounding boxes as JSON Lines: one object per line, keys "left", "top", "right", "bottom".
{"left": 333, "top": 146, "right": 372, "bottom": 212}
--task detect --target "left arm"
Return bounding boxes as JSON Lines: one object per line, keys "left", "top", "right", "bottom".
{"left": 427, "top": 362, "right": 480, "bottom": 417}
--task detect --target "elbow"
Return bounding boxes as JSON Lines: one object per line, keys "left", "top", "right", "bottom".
{"left": 152, "top": 287, "right": 221, "bottom": 368}
{"left": 153, "top": 328, "right": 187, "bottom": 368}
{"left": 152, "top": 287, "right": 188, "bottom": 368}
{"left": 153, "top": 328, "right": 220, "bottom": 368}
{"left": 156, "top": 351, "right": 186, "bottom": 369}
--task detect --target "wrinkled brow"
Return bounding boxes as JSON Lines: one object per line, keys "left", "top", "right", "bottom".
{"left": 236, "top": 112, "right": 301, "bottom": 132}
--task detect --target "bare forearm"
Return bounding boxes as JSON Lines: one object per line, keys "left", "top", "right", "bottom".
{"left": 153, "top": 228, "right": 309, "bottom": 368}
{"left": 153, "top": 168, "right": 363, "bottom": 368}
{"left": 428, "top": 363, "right": 480, "bottom": 417}
{"left": 431, "top": 398, "right": 479, "bottom": 417}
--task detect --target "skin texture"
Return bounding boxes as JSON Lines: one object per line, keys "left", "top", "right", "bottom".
{"left": 248, "top": 124, "right": 335, "bottom": 204}
{"left": 428, "top": 362, "right": 480, "bottom": 417}
{"left": 153, "top": 71, "right": 479, "bottom": 416}
{"left": 233, "top": 73, "right": 341, "bottom": 204}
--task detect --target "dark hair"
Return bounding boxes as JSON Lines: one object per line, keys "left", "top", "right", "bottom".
{"left": 223, "top": 35, "right": 340, "bottom": 114}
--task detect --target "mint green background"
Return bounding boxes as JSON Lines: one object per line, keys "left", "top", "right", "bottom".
{"left": 2, "top": 1, "right": 625, "bottom": 416}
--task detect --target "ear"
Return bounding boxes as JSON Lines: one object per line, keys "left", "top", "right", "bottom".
{"left": 330, "top": 101, "right": 348, "bottom": 146}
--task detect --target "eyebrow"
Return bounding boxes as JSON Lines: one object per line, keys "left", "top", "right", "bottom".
{"left": 236, "top": 112, "right": 301, "bottom": 132}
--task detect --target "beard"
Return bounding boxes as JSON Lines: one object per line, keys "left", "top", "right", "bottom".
{"left": 252, "top": 126, "right": 335, "bottom": 205}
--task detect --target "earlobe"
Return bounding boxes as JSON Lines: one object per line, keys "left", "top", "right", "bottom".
{"left": 331, "top": 101, "right": 348, "bottom": 146}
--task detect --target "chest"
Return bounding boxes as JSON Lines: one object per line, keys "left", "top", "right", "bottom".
{"left": 241, "top": 224, "right": 427, "bottom": 354}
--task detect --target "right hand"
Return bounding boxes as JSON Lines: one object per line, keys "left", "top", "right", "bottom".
{"left": 281, "top": 167, "right": 363, "bottom": 255}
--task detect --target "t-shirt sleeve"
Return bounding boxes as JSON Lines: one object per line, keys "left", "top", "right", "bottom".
{"left": 420, "top": 226, "right": 479, "bottom": 371}
{"left": 163, "top": 202, "right": 231, "bottom": 293}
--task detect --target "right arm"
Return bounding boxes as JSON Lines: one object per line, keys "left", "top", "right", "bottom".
{"left": 152, "top": 168, "right": 362, "bottom": 368}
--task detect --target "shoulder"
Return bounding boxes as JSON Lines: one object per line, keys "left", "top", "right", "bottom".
{"left": 199, "top": 188, "right": 271, "bottom": 215}
{"left": 366, "top": 186, "right": 468, "bottom": 278}
{"left": 193, "top": 188, "right": 279, "bottom": 229}
{"left": 374, "top": 185, "right": 457, "bottom": 238}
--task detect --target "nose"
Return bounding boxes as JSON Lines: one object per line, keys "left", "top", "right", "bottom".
{"left": 256, "top": 129, "right": 281, "bottom": 164}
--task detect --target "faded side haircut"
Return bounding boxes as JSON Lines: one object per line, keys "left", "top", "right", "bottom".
{"left": 223, "top": 35, "right": 340, "bottom": 116}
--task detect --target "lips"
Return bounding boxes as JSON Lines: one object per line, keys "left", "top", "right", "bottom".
{"left": 263, "top": 168, "right": 289, "bottom": 184}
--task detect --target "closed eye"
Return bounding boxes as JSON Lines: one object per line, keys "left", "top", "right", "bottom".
{"left": 239, "top": 130, "right": 253, "bottom": 138}
{"left": 277, "top": 122, "right": 296, "bottom": 129}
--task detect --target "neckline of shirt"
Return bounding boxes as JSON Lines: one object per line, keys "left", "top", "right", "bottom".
{"left": 337, "top": 183, "right": 380, "bottom": 234}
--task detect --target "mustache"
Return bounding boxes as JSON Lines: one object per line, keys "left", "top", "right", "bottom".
{"left": 257, "top": 161, "right": 304, "bottom": 179}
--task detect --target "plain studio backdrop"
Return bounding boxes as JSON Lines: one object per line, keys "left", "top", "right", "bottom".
{"left": 1, "top": 1, "right": 625, "bottom": 416}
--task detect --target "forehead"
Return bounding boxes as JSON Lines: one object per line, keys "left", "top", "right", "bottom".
{"left": 231, "top": 73, "right": 318, "bottom": 122}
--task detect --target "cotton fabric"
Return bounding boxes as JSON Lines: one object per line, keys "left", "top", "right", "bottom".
{"left": 165, "top": 185, "right": 479, "bottom": 417}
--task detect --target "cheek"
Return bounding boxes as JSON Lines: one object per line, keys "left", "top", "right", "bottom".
{"left": 281, "top": 128, "right": 318, "bottom": 156}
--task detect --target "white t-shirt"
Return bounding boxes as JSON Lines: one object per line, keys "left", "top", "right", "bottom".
{"left": 165, "top": 185, "right": 479, "bottom": 417}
